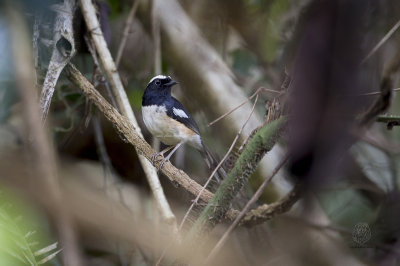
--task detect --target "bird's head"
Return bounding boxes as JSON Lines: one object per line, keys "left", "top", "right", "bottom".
{"left": 146, "top": 75, "right": 178, "bottom": 94}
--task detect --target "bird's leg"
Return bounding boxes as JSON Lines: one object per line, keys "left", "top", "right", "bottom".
{"left": 151, "top": 145, "right": 174, "bottom": 164}
{"left": 158, "top": 142, "right": 184, "bottom": 170}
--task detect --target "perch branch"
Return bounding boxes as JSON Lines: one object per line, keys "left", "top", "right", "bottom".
{"left": 65, "top": 64, "right": 294, "bottom": 225}
{"left": 40, "top": 0, "right": 76, "bottom": 122}
{"left": 78, "top": 0, "right": 177, "bottom": 230}
{"left": 65, "top": 63, "right": 215, "bottom": 202}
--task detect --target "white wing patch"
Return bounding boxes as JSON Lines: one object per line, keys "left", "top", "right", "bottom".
{"left": 149, "top": 75, "right": 170, "bottom": 84}
{"left": 173, "top": 107, "right": 189, "bottom": 118}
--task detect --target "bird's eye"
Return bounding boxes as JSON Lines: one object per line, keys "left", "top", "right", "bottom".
{"left": 155, "top": 80, "right": 161, "bottom": 85}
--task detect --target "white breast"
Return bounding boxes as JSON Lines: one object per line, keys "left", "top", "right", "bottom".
{"left": 142, "top": 105, "right": 202, "bottom": 149}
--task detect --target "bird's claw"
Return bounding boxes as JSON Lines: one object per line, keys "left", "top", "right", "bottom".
{"left": 151, "top": 153, "right": 163, "bottom": 165}
{"left": 157, "top": 158, "right": 169, "bottom": 171}
{"left": 151, "top": 153, "right": 169, "bottom": 170}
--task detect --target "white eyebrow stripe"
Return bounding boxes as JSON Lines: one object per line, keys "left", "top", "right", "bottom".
{"left": 149, "top": 75, "right": 170, "bottom": 84}
{"left": 173, "top": 107, "right": 189, "bottom": 118}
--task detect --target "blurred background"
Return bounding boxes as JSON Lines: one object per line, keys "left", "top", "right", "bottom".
{"left": 1, "top": 0, "right": 400, "bottom": 265}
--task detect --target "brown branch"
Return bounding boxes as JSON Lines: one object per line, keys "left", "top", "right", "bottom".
{"left": 65, "top": 63, "right": 215, "bottom": 202}
{"left": 65, "top": 64, "right": 296, "bottom": 226}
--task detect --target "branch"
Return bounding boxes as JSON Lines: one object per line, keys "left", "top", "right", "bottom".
{"left": 65, "top": 63, "right": 215, "bottom": 203}
{"left": 189, "top": 116, "right": 286, "bottom": 237}
{"left": 40, "top": 0, "right": 76, "bottom": 121}
{"left": 64, "top": 64, "right": 291, "bottom": 226}
{"left": 78, "top": 0, "right": 177, "bottom": 230}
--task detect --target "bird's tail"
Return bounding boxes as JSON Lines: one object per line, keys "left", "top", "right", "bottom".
{"left": 199, "top": 143, "right": 226, "bottom": 183}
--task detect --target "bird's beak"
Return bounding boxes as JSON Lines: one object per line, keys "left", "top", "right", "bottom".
{"left": 165, "top": 79, "right": 179, "bottom": 87}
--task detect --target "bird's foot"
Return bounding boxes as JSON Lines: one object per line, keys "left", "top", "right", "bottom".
{"left": 151, "top": 152, "right": 163, "bottom": 165}
{"left": 157, "top": 157, "right": 170, "bottom": 171}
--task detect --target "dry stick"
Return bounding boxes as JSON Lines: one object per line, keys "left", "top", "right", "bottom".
{"left": 115, "top": 0, "right": 140, "bottom": 68}
{"left": 208, "top": 87, "right": 281, "bottom": 127}
{"left": 8, "top": 6, "right": 82, "bottom": 266}
{"left": 205, "top": 155, "right": 289, "bottom": 264}
{"left": 40, "top": 0, "right": 76, "bottom": 122}
{"left": 155, "top": 93, "right": 260, "bottom": 266}
{"left": 78, "top": 0, "right": 178, "bottom": 230}
{"left": 362, "top": 19, "right": 400, "bottom": 64}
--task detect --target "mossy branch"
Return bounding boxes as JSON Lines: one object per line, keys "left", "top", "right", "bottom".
{"left": 189, "top": 117, "right": 286, "bottom": 236}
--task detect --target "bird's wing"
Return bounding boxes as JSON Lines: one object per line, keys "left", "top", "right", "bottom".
{"left": 166, "top": 97, "right": 201, "bottom": 135}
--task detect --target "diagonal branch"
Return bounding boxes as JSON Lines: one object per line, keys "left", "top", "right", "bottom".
{"left": 65, "top": 63, "right": 215, "bottom": 203}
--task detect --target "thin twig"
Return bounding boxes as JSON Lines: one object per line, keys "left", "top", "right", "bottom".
{"left": 205, "top": 155, "right": 289, "bottom": 264}
{"left": 362, "top": 19, "right": 400, "bottom": 64}
{"left": 79, "top": 0, "right": 178, "bottom": 230}
{"left": 208, "top": 87, "right": 281, "bottom": 127}
{"left": 115, "top": 0, "right": 140, "bottom": 68}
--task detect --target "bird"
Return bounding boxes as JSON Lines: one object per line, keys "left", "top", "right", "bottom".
{"left": 142, "top": 75, "right": 225, "bottom": 182}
